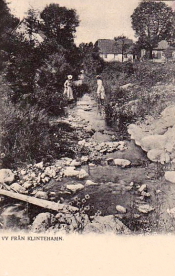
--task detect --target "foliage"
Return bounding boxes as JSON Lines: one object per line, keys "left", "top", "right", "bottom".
{"left": 0, "top": 100, "right": 78, "bottom": 167}
{"left": 40, "top": 3, "right": 79, "bottom": 49}
{"left": 131, "top": 2, "right": 174, "bottom": 58}
{"left": 79, "top": 42, "right": 104, "bottom": 78}
{"left": 114, "top": 36, "right": 133, "bottom": 62}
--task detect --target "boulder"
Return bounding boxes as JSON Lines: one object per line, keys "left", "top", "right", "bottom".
{"left": 147, "top": 149, "right": 170, "bottom": 164}
{"left": 140, "top": 135, "right": 166, "bottom": 152}
{"left": 0, "top": 169, "right": 15, "bottom": 184}
{"left": 165, "top": 171, "right": 175, "bottom": 183}
{"left": 83, "top": 215, "right": 130, "bottom": 234}
{"left": 66, "top": 184, "right": 84, "bottom": 193}
{"left": 114, "top": 159, "right": 131, "bottom": 168}
{"left": 127, "top": 124, "right": 146, "bottom": 146}
{"left": 31, "top": 212, "right": 55, "bottom": 233}
{"left": 161, "top": 105, "right": 175, "bottom": 127}
{"left": 116, "top": 205, "right": 127, "bottom": 214}
{"left": 10, "top": 183, "right": 27, "bottom": 194}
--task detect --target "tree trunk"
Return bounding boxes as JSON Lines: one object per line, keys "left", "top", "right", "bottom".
{"left": 149, "top": 48, "right": 153, "bottom": 59}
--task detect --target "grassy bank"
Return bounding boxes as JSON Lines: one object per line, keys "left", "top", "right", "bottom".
{"left": 89, "top": 61, "right": 175, "bottom": 136}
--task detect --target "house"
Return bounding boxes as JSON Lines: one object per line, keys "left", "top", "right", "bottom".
{"left": 141, "top": 40, "right": 175, "bottom": 62}
{"left": 97, "top": 39, "right": 134, "bottom": 62}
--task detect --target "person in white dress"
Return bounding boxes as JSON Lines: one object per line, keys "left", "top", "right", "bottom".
{"left": 63, "top": 75, "right": 74, "bottom": 101}
{"left": 96, "top": 75, "right": 105, "bottom": 105}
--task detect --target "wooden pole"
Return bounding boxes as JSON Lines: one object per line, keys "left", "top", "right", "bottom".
{"left": 0, "top": 189, "right": 78, "bottom": 213}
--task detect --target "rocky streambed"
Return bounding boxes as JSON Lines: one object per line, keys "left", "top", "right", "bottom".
{"left": 1, "top": 94, "right": 175, "bottom": 234}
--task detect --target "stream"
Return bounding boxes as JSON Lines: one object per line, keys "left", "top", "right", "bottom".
{"left": 1, "top": 93, "right": 175, "bottom": 233}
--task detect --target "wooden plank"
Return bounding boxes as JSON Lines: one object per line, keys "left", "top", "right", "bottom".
{"left": 0, "top": 189, "right": 78, "bottom": 213}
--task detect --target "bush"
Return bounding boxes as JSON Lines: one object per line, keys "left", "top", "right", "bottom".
{"left": 0, "top": 103, "right": 78, "bottom": 168}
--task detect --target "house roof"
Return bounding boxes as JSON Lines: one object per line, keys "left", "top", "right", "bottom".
{"left": 97, "top": 39, "right": 133, "bottom": 54}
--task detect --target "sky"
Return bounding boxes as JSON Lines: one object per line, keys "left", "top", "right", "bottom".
{"left": 8, "top": 0, "right": 175, "bottom": 45}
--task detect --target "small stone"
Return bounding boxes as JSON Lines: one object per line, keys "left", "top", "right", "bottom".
{"left": 89, "top": 163, "right": 95, "bottom": 167}
{"left": 116, "top": 205, "right": 127, "bottom": 214}
{"left": 10, "top": 183, "right": 27, "bottom": 194}
{"left": 78, "top": 169, "right": 89, "bottom": 179}
{"left": 141, "top": 191, "right": 151, "bottom": 197}
{"left": 66, "top": 184, "right": 84, "bottom": 193}
{"left": 35, "top": 191, "right": 48, "bottom": 200}
{"left": 34, "top": 161, "right": 44, "bottom": 170}
{"left": 0, "top": 169, "right": 15, "bottom": 184}
{"left": 138, "top": 184, "right": 147, "bottom": 193}
{"left": 114, "top": 159, "right": 131, "bottom": 168}
{"left": 85, "top": 180, "right": 98, "bottom": 186}
{"left": 70, "top": 160, "right": 81, "bottom": 167}
{"left": 81, "top": 156, "right": 89, "bottom": 163}
{"left": 23, "top": 181, "right": 33, "bottom": 189}
{"left": 133, "top": 214, "right": 141, "bottom": 219}
{"left": 63, "top": 167, "right": 79, "bottom": 177}
{"left": 137, "top": 204, "right": 154, "bottom": 214}
{"left": 20, "top": 170, "right": 26, "bottom": 175}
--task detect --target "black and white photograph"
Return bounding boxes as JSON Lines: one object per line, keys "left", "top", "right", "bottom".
{"left": 1, "top": 0, "right": 175, "bottom": 241}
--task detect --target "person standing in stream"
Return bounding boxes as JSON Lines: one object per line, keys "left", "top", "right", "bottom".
{"left": 96, "top": 75, "right": 105, "bottom": 106}
{"left": 63, "top": 75, "right": 74, "bottom": 101}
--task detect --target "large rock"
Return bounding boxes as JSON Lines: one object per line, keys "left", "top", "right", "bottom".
{"left": 31, "top": 212, "right": 55, "bottom": 233}
{"left": 0, "top": 169, "right": 15, "bottom": 184}
{"left": 66, "top": 183, "right": 84, "bottom": 193}
{"left": 140, "top": 135, "right": 166, "bottom": 152}
{"left": 161, "top": 105, "right": 175, "bottom": 127}
{"left": 147, "top": 149, "right": 170, "bottom": 164}
{"left": 114, "top": 159, "right": 131, "bottom": 168}
{"left": 165, "top": 171, "right": 175, "bottom": 183}
{"left": 83, "top": 215, "right": 130, "bottom": 234}
{"left": 128, "top": 124, "right": 146, "bottom": 146}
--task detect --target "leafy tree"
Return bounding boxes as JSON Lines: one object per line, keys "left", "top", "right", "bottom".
{"left": 0, "top": 0, "right": 19, "bottom": 67}
{"left": 131, "top": 2, "right": 174, "bottom": 59}
{"left": 114, "top": 36, "right": 133, "bottom": 62}
{"left": 79, "top": 42, "right": 104, "bottom": 77}
{"left": 40, "top": 3, "right": 79, "bottom": 49}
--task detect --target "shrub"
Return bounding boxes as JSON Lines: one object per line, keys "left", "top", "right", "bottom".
{"left": 0, "top": 102, "right": 78, "bottom": 168}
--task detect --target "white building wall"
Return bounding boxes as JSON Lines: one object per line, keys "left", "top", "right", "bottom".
{"left": 100, "top": 53, "right": 132, "bottom": 62}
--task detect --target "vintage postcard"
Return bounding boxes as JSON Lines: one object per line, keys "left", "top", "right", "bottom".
{"left": 1, "top": 0, "right": 175, "bottom": 275}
